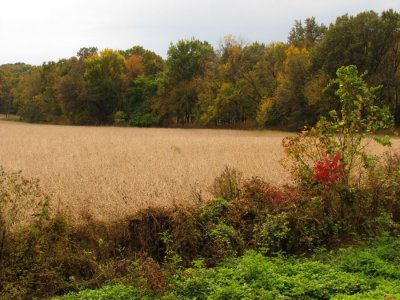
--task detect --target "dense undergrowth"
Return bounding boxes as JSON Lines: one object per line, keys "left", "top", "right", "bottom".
{"left": 0, "top": 152, "right": 399, "bottom": 299}
{"left": 59, "top": 236, "right": 400, "bottom": 299}
{"left": 1, "top": 66, "right": 400, "bottom": 299}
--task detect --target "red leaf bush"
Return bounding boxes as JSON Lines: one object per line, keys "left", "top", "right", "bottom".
{"left": 313, "top": 153, "right": 344, "bottom": 185}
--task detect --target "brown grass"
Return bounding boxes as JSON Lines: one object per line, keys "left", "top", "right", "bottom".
{"left": 0, "top": 120, "right": 398, "bottom": 221}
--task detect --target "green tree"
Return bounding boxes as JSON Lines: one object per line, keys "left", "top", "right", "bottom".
{"left": 167, "top": 38, "right": 214, "bottom": 82}
{"left": 53, "top": 57, "right": 96, "bottom": 124}
{"left": 288, "top": 17, "right": 326, "bottom": 49}
{"left": 37, "top": 61, "right": 63, "bottom": 121}
{"left": 156, "top": 38, "right": 214, "bottom": 125}
{"left": 205, "top": 39, "right": 253, "bottom": 125}
{"left": 120, "top": 46, "right": 164, "bottom": 127}
{"left": 84, "top": 49, "right": 127, "bottom": 123}
{"left": 128, "top": 75, "right": 161, "bottom": 127}
{"left": 376, "top": 10, "right": 400, "bottom": 124}
{"left": 311, "top": 10, "right": 400, "bottom": 124}
{"left": 12, "top": 68, "right": 44, "bottom": 122}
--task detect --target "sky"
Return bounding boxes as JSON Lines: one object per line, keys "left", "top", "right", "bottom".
{"left": 1, "top": 0, "right": 399, "bottom": 65}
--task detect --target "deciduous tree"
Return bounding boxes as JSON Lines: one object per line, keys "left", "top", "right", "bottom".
{"left": 84, "top": 49, "right": 127, "bottom": 123}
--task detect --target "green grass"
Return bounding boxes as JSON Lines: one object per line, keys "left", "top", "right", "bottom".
{"left": 58, "top": 236, "right": 400, "bottom": 299}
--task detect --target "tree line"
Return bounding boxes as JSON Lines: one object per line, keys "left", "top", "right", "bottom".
{"left": 0, "top": 10, "right": 399, "bottom": 129}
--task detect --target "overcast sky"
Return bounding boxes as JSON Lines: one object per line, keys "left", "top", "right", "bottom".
{"left": 1, "top": 0, "right": 399, "bottom": 65}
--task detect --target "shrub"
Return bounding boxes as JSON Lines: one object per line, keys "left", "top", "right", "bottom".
{"left": 60, "top": 284, "right": 144, "bottom": 300}
{"left": 114, "top": 110, "right": 126, "bottom": 125}
{"left": 212, "top": 166, "right": 242, "bottom": 201}
{"left": 129, "top": 110, "right": 153, "bottom": 127}
{"left": 313, "top": 152, "right": 344, "bottom": 184}
{"left": 282, "top": 65, "right": 394, "bottom": 187}
{"left": 205, "top": 222, "right": 243, "bottom": 260}
{"left": 273, "top": 65, "right": 399, "bottom": 250}
{"left": 166, "top": 237, "right": 400, "bottom": 300}
{"left": 366, "top": 151, "right": 400, "bottom": 224}
{"left": 0, "top": 166, "right": 49, "bottom": 260}
{"left": 0, "top": 167, "right": 398, "bottom": 299}
{"left": 254, "top": 212, "right": 290, "bottom": 254}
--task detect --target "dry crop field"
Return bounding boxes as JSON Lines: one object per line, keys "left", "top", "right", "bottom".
{"left": 0, "top": 120, "right": 398, "bottom": 221}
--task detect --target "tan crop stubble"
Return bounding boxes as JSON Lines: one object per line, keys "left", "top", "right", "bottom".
{"left": 0, "top": 120, "right": 397, "bottom": 221}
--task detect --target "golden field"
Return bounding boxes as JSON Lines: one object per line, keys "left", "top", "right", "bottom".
{"left": 0, "top": 120, "right": 398, "bottom": 221}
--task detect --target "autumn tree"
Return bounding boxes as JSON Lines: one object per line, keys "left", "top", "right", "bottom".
{"left": 121, "top": 46, "right": 164, "bottom": 77}
{"left": 120, "top": 46, "right": 164, "bottom": 126}
{"left": 198, "top": 38, "right": 250, "bottom": 126}
{"left": 198, "top": 37, "right": 287, "bottom": 127}
{"left": 0, "top": 63, "right": 32, "bottom": 116}
{"left": 270, "top": 46, "right": 311, "bottom": 129}
{"left": 4, "top": 9, "right": 399, "bottom": 129}
{"left": 254, "top": 42, "right": 287, "bottom": 126}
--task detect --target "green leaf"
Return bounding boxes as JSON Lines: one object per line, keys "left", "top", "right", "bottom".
{"left": 373, "top": 135, "right": 392, "bottom": 146}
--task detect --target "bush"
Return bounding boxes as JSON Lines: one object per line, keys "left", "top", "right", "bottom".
{"left": 212, "top": 166, "right": 242, "bottom": 201}
{"left": 60, "top": 284, "right": 144, "bottom": 300}
{"left": 366, "top": 151, "right": 400, "bottom": 223}
{"left": 125, "top": 164, "right": 399, "bottom": 260}
{"left": 282, "top": 65, "right": 394, "bottom": 187}
{"left": 166, "top": 237, "right": 400, "bottom": 300}
{"left": 0, "top": 166, "right": 49, "bottom": 260}
{"left": 254, "top": 212, "right": 290, "bottom": 254}
{"left": 205, "top": 222, "right": 243, "bottom": 259}
{"left": 1, "top": 160, "right": 399, "bottom": 298}
{"left": 0, "top": 205, "right": 146, "bottom": 299}
{"left": 128, "top": 101, "right": 153, "bottom": 127}
{"left": 114, "top": 111, "right": 126, "bottom": 125}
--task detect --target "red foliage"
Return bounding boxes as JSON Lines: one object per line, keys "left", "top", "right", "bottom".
{"left": 313, "top": 153, "right": 344, "bottom": 184}
{"left": 261, "top": 185, "right": 284, "bottom": 206}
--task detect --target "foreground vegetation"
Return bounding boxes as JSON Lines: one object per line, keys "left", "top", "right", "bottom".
{"left": 1, "top": 159, "right": 399, "bottom": 299}
{"left": 60, "top": 236, "right": 400, "bottom": 299}
{"left": 1, "top": 157, "right": 399, "bottom": 299}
